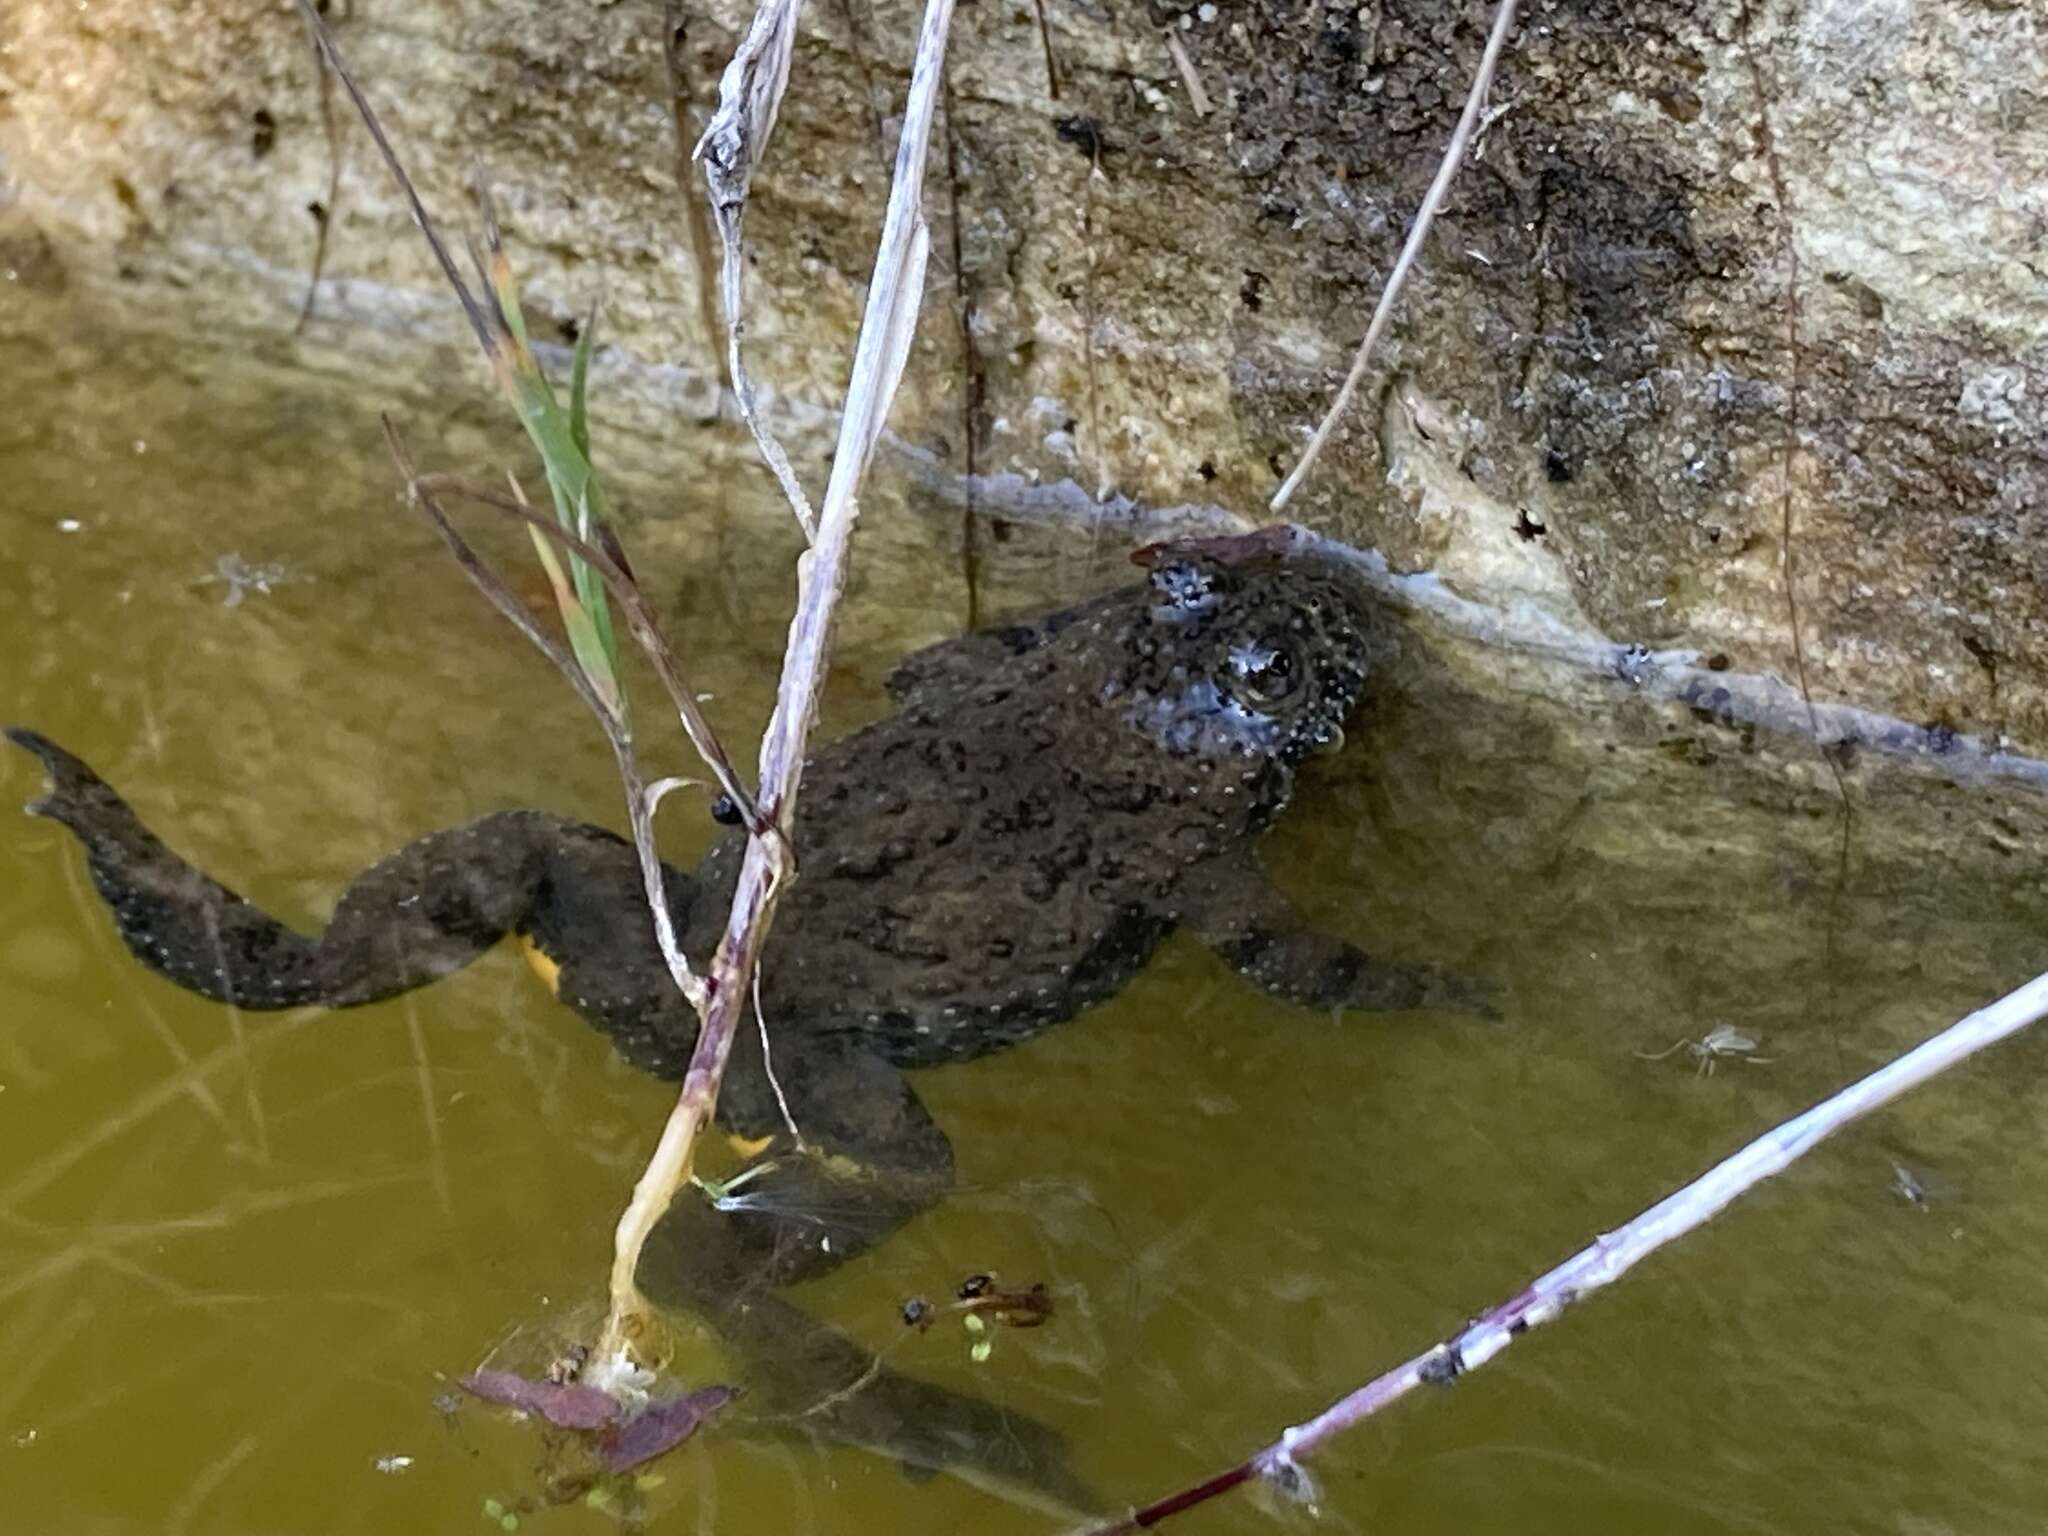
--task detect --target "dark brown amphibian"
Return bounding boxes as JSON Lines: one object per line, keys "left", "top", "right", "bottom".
{"left": 6, "top": 527, "right": 1482, "bottom": 1479}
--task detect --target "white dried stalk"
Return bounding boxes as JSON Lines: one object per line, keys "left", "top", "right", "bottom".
{"left": 1164, "top": 32, "right": 1212, "bottom": 118}
{"left": 693, "top": 0, "right": 819, "bottom": 541}
{"left": 1270, "top": 0, "right": 1521, "bottom": 512}
{"left": 1073, "top": 966, "right": 2048, "bottom": 1534}
{"left": 594, "top": 0, "right": 958, "bottom": 1380}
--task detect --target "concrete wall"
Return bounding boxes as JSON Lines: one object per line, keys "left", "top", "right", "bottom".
{"left": 2, "top": 0, "right": 2043, "bottom": 747}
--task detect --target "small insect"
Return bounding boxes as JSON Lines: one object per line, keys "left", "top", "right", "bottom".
{"left": 1636, "top": 1023, "right": 1775, "bottom": 1077}
{"left": 1890, "top": 1160, "right": 1935, "bottom": 1210}
{"left": 1612, "top": 643, "right": 1655, "bottom": 686}
{"left": 198, "top": 552, "right": 295, "bottom": 608}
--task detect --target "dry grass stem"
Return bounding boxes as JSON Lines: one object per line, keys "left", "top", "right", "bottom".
{"left": 1163, "top": 33, "right": 1211, "bottom": 118}
{"left": 1270, "top": 0, "right": 1521, "bottom": 511}
{"left": 1073, "top": 967, "right": 2048, "bottom": 1533}
{"left": 663, "top": 0, "right": 734, "bottom": 393}
{"left": 291, "top": 5, "right": 344, "bottom": 334}
{"left": 693, "top": 0, "right": 819, "bottom": 540}
{"left": 753, "top": 970, "right": 806, "bottom": 1147}
{"left": 409, "top": 471, "right": 759, "bottom": 829}
{"left": 290, "top": 2, "right": 494, "bottom": 351}
{"left": 592, "top": 0, "right": 959, "bottom": 1376}
{"left": 384, "top": 423, "right": 710, "bottom": 1015}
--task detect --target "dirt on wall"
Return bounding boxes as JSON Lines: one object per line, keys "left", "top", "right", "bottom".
{"left": 1, "top": 0, "right": 2042, "bottom": 748}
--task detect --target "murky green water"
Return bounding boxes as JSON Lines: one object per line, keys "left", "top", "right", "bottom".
{"left": 8, "top": 295, "right": 2048, "bottom": 1536}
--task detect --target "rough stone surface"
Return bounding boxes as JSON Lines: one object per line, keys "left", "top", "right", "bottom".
{"left": 1, "top": 0, "right": 2043, "bottom": 746}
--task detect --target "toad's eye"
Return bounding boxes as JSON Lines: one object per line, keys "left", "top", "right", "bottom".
{"left": 1230, "top": 639, "right": 1297, "bottom": 703}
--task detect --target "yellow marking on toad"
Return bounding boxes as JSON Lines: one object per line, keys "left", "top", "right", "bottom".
{"left": 516, "top": 934, "right": 563, "bottom": 996}
{"left": 727, "top": 1132, "right": 777, "bottom": 1159}
{"left": 819, "top": 1149, "right": 880, "bottom": 1183}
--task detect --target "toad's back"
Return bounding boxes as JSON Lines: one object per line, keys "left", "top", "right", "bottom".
{"left": 687, "top": 540, "right": 1380, "bottom": 1067}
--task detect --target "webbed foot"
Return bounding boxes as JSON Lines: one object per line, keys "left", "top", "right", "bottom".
{"left": 704, "top": 1291, "right": 1099, "bottom": 1519}
{"left": 9, "top": 726, "right": 145, "bottom": 844}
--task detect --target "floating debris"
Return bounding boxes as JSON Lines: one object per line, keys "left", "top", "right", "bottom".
{"left": 957, "top": 1274, "right": 1054, "bottom": 1328}
{"left": 374, "top": 1454, "right": 414, "bottom": 1475}
{"left": 462, "top": 1370, "right": 615, "bottom": 1430}
{"left": 1890, "top": 1160, "right": 1934, "bottom": 1210}
{"left": 460, "top": 1368, "right": 734, "bottom": 1474}
{"left": 544, "top": 1343, "right": 590, "bottom": 1386}
{"left": 902, "top": 1273, "right": 1055, "bottom": 1338}
{"left": 599, "top": 1387, "right": 735, "bottom": 1474}
{"left": 200, "top": 553, "right": 294, "bottom": 608}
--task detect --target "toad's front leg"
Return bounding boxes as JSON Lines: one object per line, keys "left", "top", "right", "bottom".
{"left": 1178, "top": 851, "right": 1496, "bottom": 1017}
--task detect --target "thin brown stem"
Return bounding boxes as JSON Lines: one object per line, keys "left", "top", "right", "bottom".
{"left": 410, "top": 472, "right": 760, "bottom": 831}
{"left": 291, "top": 5, "right": 344, "bottom": 334}
{"left": 663, "top": 1, "right": 734, "bottom": 396}
{"left": 289, "top": 0, "right": 496, "bottom": 352}
{"left": 383, "top": 421, "right": 709, "bottom": 1015}
{"left": 1271, "top": 0, "right": 1521, "bottom": 511}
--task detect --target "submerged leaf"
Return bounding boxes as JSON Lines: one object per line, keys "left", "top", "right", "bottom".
{"left": 461, "top": 1369, "right": 619, "bottom": 1431}
{"left": 600, "top": 1386, "right": 736, "bottom": 1473}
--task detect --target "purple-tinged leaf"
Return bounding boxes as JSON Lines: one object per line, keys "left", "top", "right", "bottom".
{"left": 461, "top": 1369, "right": 619, "bottom": 1431}
{"left": 601, "top": 1386, "right": 736, "bottom": 1473}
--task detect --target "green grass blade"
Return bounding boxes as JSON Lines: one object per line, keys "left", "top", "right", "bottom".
{"left": 569, "top": 311, "right": 596, "bottom": 462}
{"left": 527, "top": 523, "right": 622, "bottom": 717}
{"left": 482, "top": 245, "right": 623, "bottom": 700}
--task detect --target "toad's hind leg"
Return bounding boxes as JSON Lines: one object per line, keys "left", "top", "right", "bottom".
{"left": 633, "top": 1040, "right": 1100, "bottom": 1510}
{"left": 7, "top": 727, "right": 553, "bottom": 1010}
{"left": 641, "top": 1032, "right": 956, "bottom": 1303}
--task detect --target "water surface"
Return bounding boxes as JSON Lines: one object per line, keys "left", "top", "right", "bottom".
{"left": 6, "top": 299, "right": 2048, "bottom": 1535}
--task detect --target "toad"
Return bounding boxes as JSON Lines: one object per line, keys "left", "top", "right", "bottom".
{"left": 7, "top": 526, "right": 1484, "bottom": 1330}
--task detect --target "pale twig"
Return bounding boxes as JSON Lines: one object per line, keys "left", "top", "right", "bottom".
{"left": 1163, "top": 33, "right": 1211, "bottom": 118}
{"left": 402, "top": 998, "right": 453, "bottom": 1214}
{"left": 644, "top": 776, "right": 703, "bottom": 816}
{"left": 1071, "top": 967, "right": 2048, "bottom": 1534}
{"left": 692, "top": 0, "right": 819, "bottom": 540}
{"left": 591, "top": 0, "right": 958, "bottom": 1379}
{"left": 201, "top": 906, "right": 270, "bottom": 1161}
{"left": 1270, "top": 0, "right": 1521, "bottom": 511}
{"left": 163, "top": 1433, "right": 260, "bottom": 1536}
{"left": 383, "top": 423, "right": 710, "bottom": 1015}
{"left": 752, "top": 970, "right": 805, "bottom": 1148}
